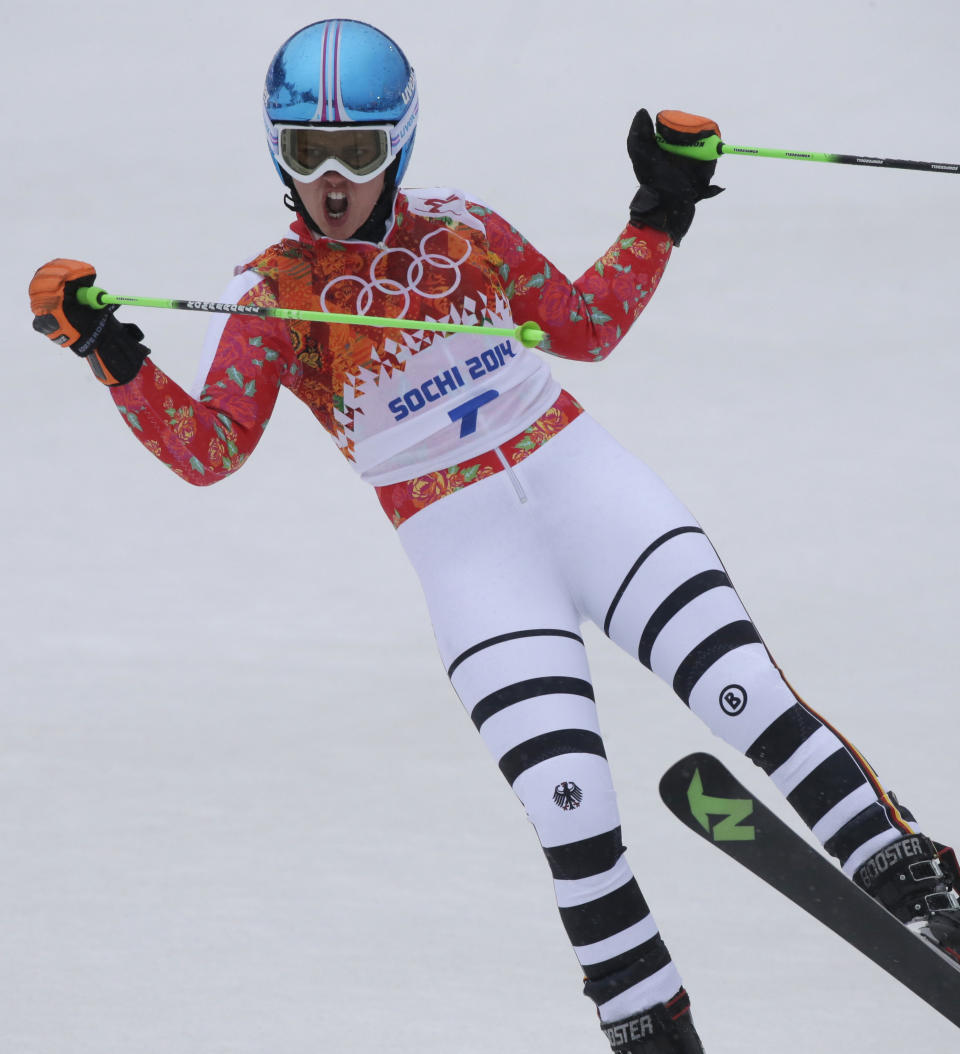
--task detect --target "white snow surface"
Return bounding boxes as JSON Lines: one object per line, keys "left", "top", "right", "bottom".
{"left": 3, "top": 2, "right": 960, "bottom": 1051}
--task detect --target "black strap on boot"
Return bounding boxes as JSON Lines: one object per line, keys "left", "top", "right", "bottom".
{"left": 854, "top": 834, "right": 960, "bottom": 921}
{"left": 602, "top": 988, "right": 705, "bottom": 1053}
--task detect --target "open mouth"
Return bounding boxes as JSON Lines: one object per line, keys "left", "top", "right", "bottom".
{"left": 325, "top": 191, "right": 348, "bottom": 219}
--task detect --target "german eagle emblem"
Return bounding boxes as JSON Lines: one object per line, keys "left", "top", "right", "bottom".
{"left": 553, "top": 781, "right": 583, "bottom": 810}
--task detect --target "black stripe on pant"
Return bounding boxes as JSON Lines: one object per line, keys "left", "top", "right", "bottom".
{"left": 449, "top": 629, "right": 676, "bottom": 1011}
{"left": 747, "top": 700, "right": 913, "bottom": 864}
{"left": 605, "top": 529, "right": 763, "bottom": 706}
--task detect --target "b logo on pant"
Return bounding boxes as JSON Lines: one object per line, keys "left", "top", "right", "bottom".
{"left": 720, "top": 684, "right": 748, "bottom": 716}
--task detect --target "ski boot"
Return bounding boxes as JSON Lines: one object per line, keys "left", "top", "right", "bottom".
{"left": 853, "top": 833, "right": 960, "bottom": 965}
{"left": 601, "top": 988, "right": 705, "bottom": 1053}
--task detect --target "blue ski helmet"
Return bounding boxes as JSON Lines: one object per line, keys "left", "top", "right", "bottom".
{"left": 263, "top": 20, "right": 418, "bottom": 187}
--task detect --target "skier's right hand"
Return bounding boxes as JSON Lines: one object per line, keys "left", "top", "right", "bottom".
{"left": 30, "top": 259, "right": 150, "bottom": 386}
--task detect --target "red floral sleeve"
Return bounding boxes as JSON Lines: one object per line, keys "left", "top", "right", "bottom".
{"left": 108, "top": 310, "right": 295, "bottom": 486}
{"left": 473, "top": 205, "right": 673, "bottom": 362}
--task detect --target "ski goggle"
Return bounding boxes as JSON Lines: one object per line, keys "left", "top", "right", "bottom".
{"left": 274, "top": 124, "right": 395, "bottom": 184}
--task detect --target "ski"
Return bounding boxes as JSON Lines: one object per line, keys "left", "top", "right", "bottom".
{"left": 658, "top": 752, "right": 960, "bottom": 1029}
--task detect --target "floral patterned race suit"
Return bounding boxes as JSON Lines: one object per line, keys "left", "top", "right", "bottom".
{"left": 107, "top": 187, "right": 918, "bottom": 1028}
{"left": 110, "top": 188, "right": 670, "bottom": 509}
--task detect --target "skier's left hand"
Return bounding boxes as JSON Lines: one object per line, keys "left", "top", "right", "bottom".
{"left": 627, "top": 109, "right": 724, "bottom": 245}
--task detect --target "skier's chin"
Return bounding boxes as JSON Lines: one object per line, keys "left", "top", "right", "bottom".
{"left": 297, "top": 173, "right": 385, "bottom": 241}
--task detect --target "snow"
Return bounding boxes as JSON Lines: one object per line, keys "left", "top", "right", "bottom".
{"left": 3, "top": 1, "right": 960, "bottom": 1051}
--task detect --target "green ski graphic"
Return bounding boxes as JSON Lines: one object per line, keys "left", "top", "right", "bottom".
{"left": 660, "top": 752, "right": 960, "bottom": 1030}
{"left": 687, "top": 768, "right": 755, "bottom": 841}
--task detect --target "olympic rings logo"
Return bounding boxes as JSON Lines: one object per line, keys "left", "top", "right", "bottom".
{"left": 319, "top": 228, "right": 472, "bottom": 319}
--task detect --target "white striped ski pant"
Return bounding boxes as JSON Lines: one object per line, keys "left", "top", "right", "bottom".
{"left": 394, "top": 411, "right": 913, "bottom": 1023}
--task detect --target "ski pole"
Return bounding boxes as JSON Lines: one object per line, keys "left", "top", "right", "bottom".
{"left": 656, "top": 130, "right": 960, "bottom": 175}
{"left": 75, "top": 286, "right": 547, "bottom": 349}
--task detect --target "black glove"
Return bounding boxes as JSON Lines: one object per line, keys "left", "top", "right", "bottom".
{"left": 627, "top": 109, "right": 724, "bottom": 245}
{"left": 30, "top": 259, "right": 150, "bottom": 386}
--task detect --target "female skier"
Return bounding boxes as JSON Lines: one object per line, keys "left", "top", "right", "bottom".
{"left": 29, "top": 19, "right": 960, "bottom": 1054}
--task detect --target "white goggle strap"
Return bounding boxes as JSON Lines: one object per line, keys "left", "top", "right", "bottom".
{"left": 389, "top": 81, "right": 419, "bottom": 156}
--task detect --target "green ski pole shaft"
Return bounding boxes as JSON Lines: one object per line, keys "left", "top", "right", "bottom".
{"left": 75, "top": 286, "right": 547, "bottom": 349}
{"left": 656, "top": 132, "right": 960, "bottom": 175}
